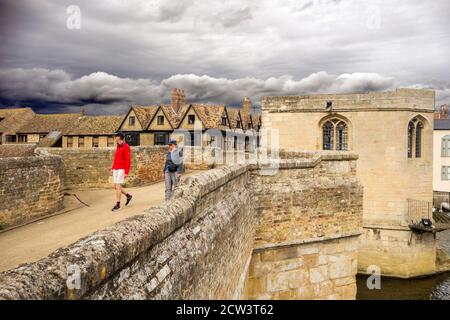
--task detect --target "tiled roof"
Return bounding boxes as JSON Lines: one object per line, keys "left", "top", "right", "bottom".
{"left": 240, "top": 111, "right": 251, "bottom": 129}
{"left": 226, "top": 108, "right": 242, "bottom": 129}
{"left": 18, "top": 113, "right": 81, "bottom": 134}
{"left": 251, "top": 113, "right": 261, "bottom": 128}
{"left": 66, "top": 115, "right": 124, "bottom": 135}
{"left": 160, "top": 105, "right": 181, "bottom": 128}
{"left": 191, "top": 104, "right": 227, "bottom": 129}
{"left": 0, "top": 108, "right": 35, "bottom": 134}
{"left": 132, "top": 106, "right": 159, "bottom": 129}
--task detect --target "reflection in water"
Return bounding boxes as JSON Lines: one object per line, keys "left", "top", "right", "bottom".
{"left": 356, "top": 273, "right": 450, "bottom": 300}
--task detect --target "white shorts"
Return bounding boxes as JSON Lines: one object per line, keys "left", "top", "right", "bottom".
{"left": 112, "top": 169, "right": 125, "bottom": 184}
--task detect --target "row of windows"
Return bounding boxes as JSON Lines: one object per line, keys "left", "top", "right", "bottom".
{"left": 66, "top": 136, "right": 115, "bottom": 148}
{"left": 128, "top": 114, "right": 254, "bottom": 129}
{"left": 128, "top": 115, "right": 165, "bottom": 126}
{"left": 4, "top": 134, "right": 49, "bottom": 143}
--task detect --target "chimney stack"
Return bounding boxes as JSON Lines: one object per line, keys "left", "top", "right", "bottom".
{"left": 172, "top": 88, "right": 186, "bottom": 113}
{"left": 435, "top": 104, "right": 449, "bottom": 119}
{"left": 242, "top": 97, "right": 251, "bottom": 115}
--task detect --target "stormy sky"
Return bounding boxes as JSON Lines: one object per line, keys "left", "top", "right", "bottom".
{"left": 0, "top": 0, "right": 449, "bottom": 114}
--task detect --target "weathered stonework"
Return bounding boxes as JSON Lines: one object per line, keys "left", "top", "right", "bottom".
{"left": 244, "top": 151, "right": 363, "bottom": 300}
{"left": 0, "top": 155, "right": 64, "bottom": 229}
{"left": 250, "top": 152, "right": 363, "bottom": 247}
{"left": 0, "top": 164, "right": 255, "bottom": 300}
{"left": 244, "top": 236, "right": 359, "bottom": 300}
{"left": 358, "top": 227, "right": 436, "bottom": 278}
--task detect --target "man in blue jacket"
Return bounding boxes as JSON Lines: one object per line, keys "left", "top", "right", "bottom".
{"left": 163, "top": 139, "right": 184, "bottom": 200}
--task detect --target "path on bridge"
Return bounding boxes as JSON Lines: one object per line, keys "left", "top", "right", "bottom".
{"left": 0, "top": 172, "right": 201, "bottom": 272}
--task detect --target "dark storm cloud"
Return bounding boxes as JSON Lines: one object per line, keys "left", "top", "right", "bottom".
{"left": 0, "top": 68, "right": 398, "bottom": 114}
{"left": 0, "top": 0, "right": 449, "bottom": 112}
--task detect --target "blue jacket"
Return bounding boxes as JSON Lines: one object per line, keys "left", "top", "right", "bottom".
{"left": 163, "top": 148, "right": 184, "bottom": 174}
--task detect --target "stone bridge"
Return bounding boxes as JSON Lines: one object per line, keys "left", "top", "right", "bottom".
{"left": 0, "top": 150, "right": 363, "bottom": 300}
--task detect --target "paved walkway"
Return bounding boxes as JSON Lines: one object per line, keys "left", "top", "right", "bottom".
{"left": 0, "top": 172, "right": 200, "bottom": 272}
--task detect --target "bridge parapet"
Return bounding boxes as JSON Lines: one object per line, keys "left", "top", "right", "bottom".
{"left": 0, "top": 164, "right": 255, "bottom": 300}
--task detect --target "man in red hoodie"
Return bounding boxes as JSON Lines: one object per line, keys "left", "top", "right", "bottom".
{"left": 111, "top": 132, "right": 132, "bottom": 212}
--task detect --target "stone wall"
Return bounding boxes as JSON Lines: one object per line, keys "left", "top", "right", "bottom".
{"left": 244, "top": 236, "right": 359, "bottom": 300}
{"left": 0, "top": 155, "right": 64, "bottom": 229}
{"left": 0, "top": 150, "right": 365, "bottom": 300}
{"left": 0, "top": 164, "right": 256, "bottom": 300}
{"left": 0, "top": 144, "right": 36, "bottom": 158}
{"left": 244, "top": 151, "right": 363, "bottom": 299}
{"left": 37, "top": 146, "right": 167, "bottom": 189}
{"left": 358, "top": 227, "right": 436, "bottom": 278}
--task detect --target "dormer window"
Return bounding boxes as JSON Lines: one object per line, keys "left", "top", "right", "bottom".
{"left": 129, "top": 116, "right": 136, "bottom": 126}
{"left": 237, "top": 120, "right": 241, "bottom": 128}
{"left": 221, "top": 116, "right": 228, "bottom": 126}
{"left": 157, "top": 115, "right": 164, "bottom": 125}
{"left": 188, "top": 115, "right": 195, "bottom": 124}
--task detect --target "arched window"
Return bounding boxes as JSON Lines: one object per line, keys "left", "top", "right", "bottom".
{"left": 322, "top": 118, "right": 349, "bottom": 151}
{"left": 336, "top": 122, "right": 348, "bottom": 151}
{"left": 407, "top": 117, "right": 425, "bottom": 159}
{"left": 323, "top": 121, "right": 334, "bottom": 150}
{"left": 407, "top": 121, "right": 414, "bottom": 158}
{"left": 415, "top": 122, "right": 423, "bottom": 158}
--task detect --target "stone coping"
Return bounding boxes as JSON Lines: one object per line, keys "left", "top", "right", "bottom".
{"left": 249, "top": 151, "right": 358, "bottom": 170}
{"left": 252, "top": 231, "right": 363, "bottom": 252}
{"left": 261, "top": 88, "right": 435, "bottom": 100}
{"left": 0, "top": 154, "right": 63, "bottom": 170}
{"left": 36, "top": 145, "right": 167, "bottom": 155}
{"left": 363, "top": 224, "right": 411, "bottom": 231}
{"left": 265, "top": 108, "right": 434, "bottom": 113}
{"left": 0, "top": 163, "right": 249, "bottom": 300}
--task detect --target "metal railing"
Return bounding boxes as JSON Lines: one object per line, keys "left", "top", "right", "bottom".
{"left": 407, "top": 199, "right": 433, "bottom": 225}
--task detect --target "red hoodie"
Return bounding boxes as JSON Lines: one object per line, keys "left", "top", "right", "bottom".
{"left": 112, "top": 142, "right": 131, "bottom": 174}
